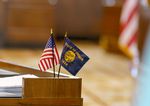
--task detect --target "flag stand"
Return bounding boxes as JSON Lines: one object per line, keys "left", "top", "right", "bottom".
{"left": 58, "top": 32, "right": 67, "bottom": 78}
{"left": 51, "top": 29, "right": 56, "bottom": 78}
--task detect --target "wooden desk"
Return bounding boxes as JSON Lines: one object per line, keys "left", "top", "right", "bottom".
{"left": 0, "top": 78, "right": 82, "bottom": 106}
{"left": 0, "top": 60, "right": 83, "bottom": 106}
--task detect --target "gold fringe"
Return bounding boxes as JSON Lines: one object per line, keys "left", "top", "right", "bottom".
{"left": 119, "top": 44, "right": 134, "bottom": 59}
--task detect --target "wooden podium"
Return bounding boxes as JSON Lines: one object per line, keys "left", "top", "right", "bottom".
{"left": 0, "top": 60, "right": 83, "bottom": 106}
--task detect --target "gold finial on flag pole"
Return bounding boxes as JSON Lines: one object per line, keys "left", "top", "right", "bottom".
{"left": 65, "top": 32, "right": 67, "bottom": 38}
{"left": 50, "top": 28, "right": 53, "bottom": 35}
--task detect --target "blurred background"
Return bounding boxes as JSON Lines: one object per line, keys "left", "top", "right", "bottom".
{"left": 0, "top": 0, "right": 150, "bottom": 106}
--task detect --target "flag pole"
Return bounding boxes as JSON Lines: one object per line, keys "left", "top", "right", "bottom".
{"left": 51, "top": 28, "right": 56, "bottom": 78}
{"left": 58, "top": 32, "right": 67, "bottom": 78}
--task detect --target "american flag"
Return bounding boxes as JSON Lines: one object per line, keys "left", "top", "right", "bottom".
{"left": 119, "top": 0, "right": 139, "bottom": 58}
{"left": 38, "top": 34, "right": 59, "bottom": 71}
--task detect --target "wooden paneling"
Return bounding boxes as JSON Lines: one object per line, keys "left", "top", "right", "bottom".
{"left": 54, "top": 0, "right": 102, "bottom": 36}
{"left": 3, "top": 0, "right": 102, "bottom": 45}
{"left": 100, "top": 6, "right": 121, "bottom": 36}
{"left": 0, "top": 99, "right": 21, "bottom": 106}
{"left": 0, "top": 98, "right": 82, "bottom": 106}
{"left": 99, "top": 6, "right": 122, "bottom": 53}
{"left": 6, "top": 0, "right": 55, "bottom": 45}
{"left": 138, "top": 7, "right": 150, "bottom": 57}
{"left": 23, "top": 78, "right": 82, "bottom": 98}
{"left": 0, "top": 1, "right": 3, "bottom": 29}
{"left": 0, "top": 0, "right": 6, "bottom": 46}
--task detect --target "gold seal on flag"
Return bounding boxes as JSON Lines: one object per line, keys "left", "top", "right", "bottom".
{"left": 64, "top": 50, "right": 75, "bottom": 62}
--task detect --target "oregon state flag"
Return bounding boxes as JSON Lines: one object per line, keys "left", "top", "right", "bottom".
{"left": 60, "top": 37, "right": 89, "bottom": 76}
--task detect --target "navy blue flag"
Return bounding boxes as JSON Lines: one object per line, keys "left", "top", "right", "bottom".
{"left": 60, "top": 37, "right": 89, "bottom": 76}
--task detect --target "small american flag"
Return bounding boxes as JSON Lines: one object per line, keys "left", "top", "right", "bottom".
{"left": 38, "top": 34, "right": 59, "bottom": 71}
{"left": 119, "top": 0, "right": 139, "bottom": 59}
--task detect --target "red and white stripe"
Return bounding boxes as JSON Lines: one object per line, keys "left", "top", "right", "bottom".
{"left": 38, "top": 47, "right": 59, "bottom": 72}
{"left": 119, "top": 0, "right": 139, "bottom": 58}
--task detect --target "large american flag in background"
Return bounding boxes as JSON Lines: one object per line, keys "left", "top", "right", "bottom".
{"left": 38, "top": 34, "right": 59, "bottom": 71}
{"left": 119, "top": 0, "right": 139, "bottom": 59}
